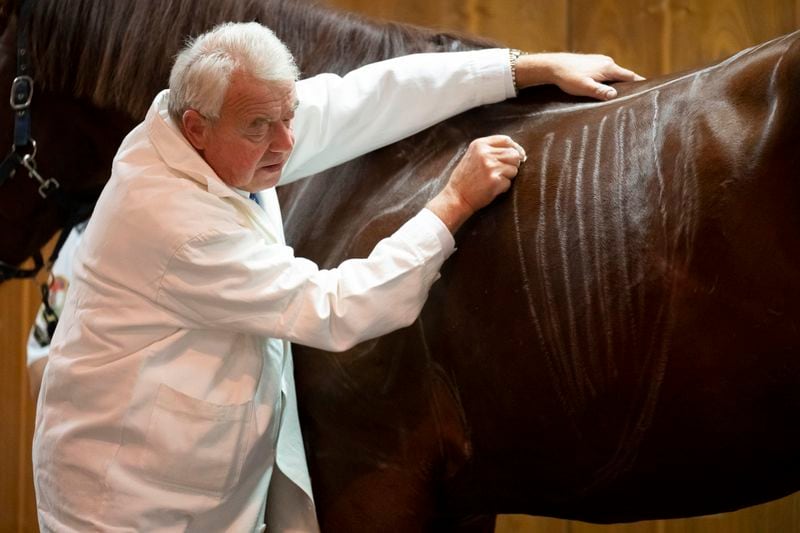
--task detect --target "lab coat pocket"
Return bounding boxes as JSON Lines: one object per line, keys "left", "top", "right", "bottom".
{"left": 139, "top": 384, "right": 254, "bottom": 497}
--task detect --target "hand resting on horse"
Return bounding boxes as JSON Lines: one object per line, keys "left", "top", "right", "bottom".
{"left": 517, "top": 52, "right": 645, "bottom": 100}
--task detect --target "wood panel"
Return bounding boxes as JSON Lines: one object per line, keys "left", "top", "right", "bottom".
{"left": 334, "top": 0, "right": 459, "bottom": 33}
{"left": 464, "top": 0, "right": 569, "bottom": 53}
{"left": 496, "top": 494, "right": 800, "bottom": 532}
{"left": 496, "top": 516, "right": 568, "bottom": 533}
{"left": 0, "top": 272, "right": 40, "bottom": 533}
{"left": 326, "top": 0, "right": 800, "bottom": 76}
{"left": 669, "top": 0, "right": 798, "bottom": 72}
{"left": 569, "top": 0, "right": 665, "bottom": 77}
{"left": 328, "top": 0, "right": 569, "bottom": 52}
{"left": 571, "top": 0, "right": 798, "bottom": 77}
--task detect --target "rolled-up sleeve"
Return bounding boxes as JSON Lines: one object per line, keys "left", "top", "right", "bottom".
{"left": 281, "top": 48, "right": 514, "bottom": 183}
{"left": 155, "top": 209, "right": 455, "bottom": 352}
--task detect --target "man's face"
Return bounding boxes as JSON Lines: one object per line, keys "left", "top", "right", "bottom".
{"left": 195, "top": 72, "right": 298, "bottom": 192}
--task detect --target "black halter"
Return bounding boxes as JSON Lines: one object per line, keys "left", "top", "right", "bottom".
{"left": 0, "top": 0, "right": 93, "bottom": 284}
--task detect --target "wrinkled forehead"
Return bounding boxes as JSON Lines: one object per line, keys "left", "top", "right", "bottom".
{"left": 223, "top": 72, "right": 298, "bottom": 117}
{"left": 268, "top": 79, "right": 299, "bottom": 109}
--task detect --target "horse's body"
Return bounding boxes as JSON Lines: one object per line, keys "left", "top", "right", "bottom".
{"left": 284, "top": 35, "right": 800, "bottom": 528}
{"left": 1, "top": 0, "right": 798, "bottom": 530}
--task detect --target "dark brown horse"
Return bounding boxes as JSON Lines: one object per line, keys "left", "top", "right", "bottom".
{"left": 283, "top": 31, "right": 800, "bottom": 530}
{"left": 0, "top": 0, "right": 798, "bottom": 530}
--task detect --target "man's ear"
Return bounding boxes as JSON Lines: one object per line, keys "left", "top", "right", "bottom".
{"left": 181, "top": 109, "right": 209, "bottom": 151}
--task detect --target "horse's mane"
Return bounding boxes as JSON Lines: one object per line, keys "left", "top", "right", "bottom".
{"left": 26, "top": 0, "right": 497, "bottom": 120}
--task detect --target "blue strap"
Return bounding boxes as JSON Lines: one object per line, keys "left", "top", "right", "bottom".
{"left": 12, "top": 0, "right": 34, "bottom": 150}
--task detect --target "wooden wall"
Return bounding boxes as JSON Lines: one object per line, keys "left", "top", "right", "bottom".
{"left": 1, "top": 1, "right": 799, "bottom": 532}
{"left": 323, "top": 1, "right": 800, "bottom": 532}
{"left": 326, "top": 0, "right": 800, "bottom": 76}
{"left": 1, "top": 270, "right": 40, "bottom": 532}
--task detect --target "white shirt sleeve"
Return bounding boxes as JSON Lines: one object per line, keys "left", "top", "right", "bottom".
{"left": 156, "top": 209, "right": 455, "bottom": 352}
{"left": 280, "top": 48, "right": 515, "bottom": 184}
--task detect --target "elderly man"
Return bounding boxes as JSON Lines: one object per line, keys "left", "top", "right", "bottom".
{"left": 32, "top": 21, "right": 640, "bottom": 532}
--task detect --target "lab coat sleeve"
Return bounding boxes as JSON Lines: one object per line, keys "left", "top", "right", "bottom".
{"left": 279, "top": 48, "right": 515, "bottom": 184}
{"left": 155, "top": 209, "right": 454, "bottom": 352}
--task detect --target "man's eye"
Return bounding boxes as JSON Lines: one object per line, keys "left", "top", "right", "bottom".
{"left": 246, "top": 125, "right": 269, "bottom": 136}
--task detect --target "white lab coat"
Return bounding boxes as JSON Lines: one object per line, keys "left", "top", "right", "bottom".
{"left": 33, "top": 49, "right": 514, "bottom": 532}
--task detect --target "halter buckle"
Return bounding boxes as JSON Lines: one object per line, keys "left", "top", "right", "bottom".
{"left": 10, "top": 75, "right": 33, "bottom": 111}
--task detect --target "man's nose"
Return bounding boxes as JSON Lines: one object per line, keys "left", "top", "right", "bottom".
{"left": 271, "top": 122, "right": 294, "bottom": 153}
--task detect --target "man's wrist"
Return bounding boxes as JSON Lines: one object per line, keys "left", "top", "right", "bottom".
{"left": 426, "top": 186, "right": 474, "bottom": 235}
{"left": 513, "top": 52, "right": 559, "bottom": 90}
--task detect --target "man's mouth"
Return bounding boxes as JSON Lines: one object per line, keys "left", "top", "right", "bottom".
{"left": 261, "top": 160, "right": 286, "bottom": 173}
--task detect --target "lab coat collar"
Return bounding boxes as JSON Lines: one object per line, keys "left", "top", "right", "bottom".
{"left": 145, "top": 90, "right": 239, "bottom": 200}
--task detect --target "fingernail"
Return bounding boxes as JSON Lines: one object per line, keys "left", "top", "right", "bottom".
{"left": 512, "top": 142, "right": 526, "bottom": 162}
{"left": 605, "top": 88, "right": 617, "bottom": 99}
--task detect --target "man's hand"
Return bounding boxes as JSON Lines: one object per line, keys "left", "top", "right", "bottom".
{"left": 516, "top": 52, "right": 645, "bottom": 101}
{"left": 427, "top": 135, "right": 525, "bottom": 234}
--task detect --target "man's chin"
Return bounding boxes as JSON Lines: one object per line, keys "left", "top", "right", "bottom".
{"left": 252, "top": 168, "right": 282, "bottom": 190}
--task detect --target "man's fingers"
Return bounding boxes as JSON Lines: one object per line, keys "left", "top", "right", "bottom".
{"left": 589, "top": 65, "right": 645, "bottom": 100}
{"left": 498, "top": 162, "right": 521, "bottom": 180}
{"left": 495, "top": 147, "right": 526, "bottom": 166}
{"left": 484, "top": 135, "right": 527, "bottom": 162}
{"left": 609, "top": 64, "right": 645, "bottom": 82}
{"left": 510, "top": 139, "right": 527, "bottom": 162}
{"left": 481, "top": 134, "right": 512, "bottom": 144}
{"left": 587, "top": 80, "right": 617, "bottom": 100}
{"left": 496, "top": 175, "right": 514, "bottom": 193}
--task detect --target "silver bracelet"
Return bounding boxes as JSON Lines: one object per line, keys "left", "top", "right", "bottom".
{"left": 509, "top": 48, "right": 522, "bottom": 93}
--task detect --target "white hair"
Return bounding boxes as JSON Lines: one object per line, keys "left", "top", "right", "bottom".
{"left": 168, "top": 22, "right": 299, "bottom": 123}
